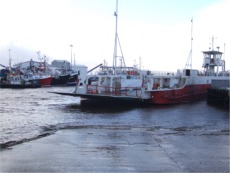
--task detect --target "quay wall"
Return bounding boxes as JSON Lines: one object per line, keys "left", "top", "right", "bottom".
{"left": 207, "top": 79, "right": 230, "bottom": 109}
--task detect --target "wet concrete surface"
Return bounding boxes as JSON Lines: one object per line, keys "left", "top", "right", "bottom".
{"left": 0, "top": 126, "right": 229, "bottom": 172}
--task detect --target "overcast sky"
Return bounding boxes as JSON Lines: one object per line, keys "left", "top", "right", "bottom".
{"left": 0, "top": 0, "right": 229, "bottom": 71}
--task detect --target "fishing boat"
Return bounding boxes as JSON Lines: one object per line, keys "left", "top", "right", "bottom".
{"left": 0, "top": 73, "right": 41, "bottom": 88}
{"left": 36, "top": 74, "right": 52, "bottom": 87}
{"left": 66, "top": 72, "right": 78, "bottom": 86}
{"left": 35, "top": 55, "right": 52, "bottom": 87}
{"left": 50, "top": 61, "right": 71, "bottom": 85}
{"left": 52, "top": 0, "right": 229, "bottom": 104}
{"left": 0, "top": 64, "right": 41, "bottom": 88}
{"left": 51, "top": 74, "right": 70, "bottom": 85}
{"left": 13, "top": 58, "right": 52, "bottom": 87}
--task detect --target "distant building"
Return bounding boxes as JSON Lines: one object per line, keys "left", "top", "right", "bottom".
{"left": 51, "top": 60, "right": 70, "bottom": 70}
{"left": 12, "top": 59, "right": 51, "bottom": 74}
{"left": 72, "top": 65, "right": 87, "bottom": 73}
{"left": 72, "top": 64, "right": 88, "bottom": 79}
{"left": 12, "top": 59, "right": 87, "bottom": 77}
{"left": 13, "top": 60, "right": 43, "bottom": 70}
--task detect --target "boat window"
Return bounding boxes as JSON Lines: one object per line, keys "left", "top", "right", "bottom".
{"left": 185, "top": 69, "right": 190, "bottom": 76}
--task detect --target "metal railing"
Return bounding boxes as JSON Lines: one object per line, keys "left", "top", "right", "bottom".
{"left": 86, "top": 85, "right": 142, "bottom": 98}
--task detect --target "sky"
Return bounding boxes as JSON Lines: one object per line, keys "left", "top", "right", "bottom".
{"left": 0, "top": 0, "right": 229, "bottom": 72}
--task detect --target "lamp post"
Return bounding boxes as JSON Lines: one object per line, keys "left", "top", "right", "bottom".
{"left": 70, "top": 45, "right": 73, "bottom": 70}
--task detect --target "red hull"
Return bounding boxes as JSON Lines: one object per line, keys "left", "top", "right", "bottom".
{"left": 40, "top": 76, "right": 52, "bottom": 87}
{"left": 150, "top": 84, "right": 211, "bottom": 104}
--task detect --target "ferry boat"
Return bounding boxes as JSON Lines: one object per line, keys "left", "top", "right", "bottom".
{"left": 52, "top": 0, "right": 229, "bottom": 104}
{"left": 70, "top": 52, "right": 228, "bottom": 104}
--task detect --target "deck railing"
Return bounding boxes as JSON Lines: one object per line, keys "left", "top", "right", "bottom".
{"left": 86, "top": 85, "right": 142, "bottom": 98}
{"left": 150, "top": 71, "right": 176, "bottom": 76}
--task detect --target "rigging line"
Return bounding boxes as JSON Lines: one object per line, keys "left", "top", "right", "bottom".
{"left": 117, "top": 35, "right": 126, "bottom": 67}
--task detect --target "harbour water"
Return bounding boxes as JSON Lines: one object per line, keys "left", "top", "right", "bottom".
{"left": 0, "top": 86, "right": 229, "bottom": 172}
{"left": 0, "top": 86, "right": 229, "bottom": 146}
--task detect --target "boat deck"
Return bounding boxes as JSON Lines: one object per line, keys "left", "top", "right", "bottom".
{"left": 50, "top": 91, "right": 148, "bottom": 103}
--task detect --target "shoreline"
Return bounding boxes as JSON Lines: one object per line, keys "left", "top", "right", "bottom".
{"left": 1, "top": 126, "right": 229, "bottom": 172}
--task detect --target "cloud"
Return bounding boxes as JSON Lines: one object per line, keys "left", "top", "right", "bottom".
{"left": 192, "top": 0, "right": 230, "bottom": 70}
{"left": 136, "top": 0, "right": 230, "bottom": 71}
{"left": 0, "top": 0, "right": 228, "bottom": 72}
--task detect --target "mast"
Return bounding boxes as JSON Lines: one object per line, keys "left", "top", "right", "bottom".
{"left": 223, "top": 43, "right": 225, "bottom": 71}
{"left": 112, "top": 0, "right": 126, "bottom": 73}
{"left": 70, "top": 45, "right": 73, "bottom": 70}
{"left": 113, "top": 0, "right": 118, "bottom": 74}
{"left": 185, "top": 18, "right": 193, "bottom": 70}
{"left": 9, "top": 49, "right": 11, "bottom": 68}
{"left": 190, "top": 18, "right": 193, "bottom": 69}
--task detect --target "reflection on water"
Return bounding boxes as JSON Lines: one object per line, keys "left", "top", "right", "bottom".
{"left": 0, "top": 86, "right": 229, "bottom": 148}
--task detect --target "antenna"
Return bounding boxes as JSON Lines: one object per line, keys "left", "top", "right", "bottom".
{"left": 211, "top": 36, "right": 217, "bottom": 50}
